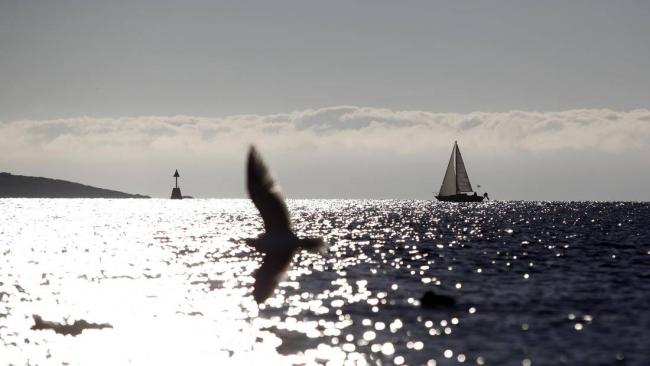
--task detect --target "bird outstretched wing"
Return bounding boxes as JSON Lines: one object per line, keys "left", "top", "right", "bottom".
{"left": 247, "top": 146, "right": 292, "bottom": 233}
{"left": 252, "top": 249, "right": 295, "bottom": 303}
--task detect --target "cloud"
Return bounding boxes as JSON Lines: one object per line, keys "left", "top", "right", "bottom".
{"left": 1, "top": 106, "right": 649, "bottom": 199}
{"left": 3, "top": 106, "right": 649, "bottom": 156}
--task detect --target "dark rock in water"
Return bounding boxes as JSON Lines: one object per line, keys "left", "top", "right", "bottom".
{"left": 31, "top": 315, "right": 112, "bottom": 336}
{"left": 0, "top": 172, "right": 149, "bottom": 198}
{"left": 420, "top": 290, "right": 455, "bottom": 308}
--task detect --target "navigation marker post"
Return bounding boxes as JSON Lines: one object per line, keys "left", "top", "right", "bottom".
{"left": 171, "top": 169, "right": 182, "bottom": 199}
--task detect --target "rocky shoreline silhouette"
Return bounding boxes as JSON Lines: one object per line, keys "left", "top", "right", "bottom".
{"left": 0, "top": 172, "right": 149, "bottom": 198}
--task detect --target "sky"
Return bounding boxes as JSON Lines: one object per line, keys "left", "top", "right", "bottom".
{"left": 1, "top": 1, "right": 649, "bottom": 200}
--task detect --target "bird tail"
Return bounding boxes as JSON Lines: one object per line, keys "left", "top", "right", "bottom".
{"left": 298, "top": 237, "right": 327, "bottom": 254}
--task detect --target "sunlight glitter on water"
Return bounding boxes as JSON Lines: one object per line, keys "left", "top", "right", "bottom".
{"left": 1, "top": 199, "right": 649, "bottom": 365}
{"left": 0, "top": 199, "right": 368, "bottom": 365}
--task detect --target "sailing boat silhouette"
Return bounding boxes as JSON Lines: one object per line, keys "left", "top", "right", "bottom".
{"left": 435, "top": 141, "right": 487, "bottom": 202}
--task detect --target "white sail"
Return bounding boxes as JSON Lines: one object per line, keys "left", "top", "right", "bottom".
{"left": 438, "top": 144, "right": 457, "bottom": 196}
{"left": 454, "top": 143, "right": 474, "bottom": 192}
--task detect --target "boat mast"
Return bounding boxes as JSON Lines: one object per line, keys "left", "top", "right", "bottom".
{"left": 454, "top": 141, "right": 459, "bottom": 195}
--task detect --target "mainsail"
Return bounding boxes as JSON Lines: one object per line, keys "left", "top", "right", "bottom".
{"left": 438, "top": 141, "right": 474, "bottom": 196}
{"left": 454, "top": 144, "right": 473, "bottom": 192}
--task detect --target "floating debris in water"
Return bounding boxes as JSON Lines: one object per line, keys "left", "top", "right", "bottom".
{"left": 31, "top": 315, "right": 112, "bottom": 336}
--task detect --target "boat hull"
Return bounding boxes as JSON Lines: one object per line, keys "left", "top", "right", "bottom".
{"left": 435, "top": 194, "right": 484, "bottom": 202}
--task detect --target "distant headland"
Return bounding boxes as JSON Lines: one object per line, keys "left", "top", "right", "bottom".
{"left": 0, "top": 172, "right": 149, "bottom": 198}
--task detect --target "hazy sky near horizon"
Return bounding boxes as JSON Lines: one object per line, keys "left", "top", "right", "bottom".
{"left": 1, "top": 1, "right": 649, "bottom": 199}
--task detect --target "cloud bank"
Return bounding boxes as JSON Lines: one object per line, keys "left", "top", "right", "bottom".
{"left": 1, "top": 107, "right": 649, "bottom": 200}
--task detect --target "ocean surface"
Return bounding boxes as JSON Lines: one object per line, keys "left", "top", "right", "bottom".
{"left": 0, "top": 199, "right": 648, "bottom": 366}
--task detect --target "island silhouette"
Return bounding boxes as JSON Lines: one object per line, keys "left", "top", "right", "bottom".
{"left": 0, "top": 172, "right": 149, "bottom": 198}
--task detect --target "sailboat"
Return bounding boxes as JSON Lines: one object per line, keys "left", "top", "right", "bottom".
{"left": 435, "top": 141, "right": 487, "bottom": 202}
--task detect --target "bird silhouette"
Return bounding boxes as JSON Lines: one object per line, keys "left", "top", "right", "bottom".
{"left": 245, "top": 146, "right": 326, "bottom": 304}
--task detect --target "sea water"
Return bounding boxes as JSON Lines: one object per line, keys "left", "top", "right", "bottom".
{"left": 0, "top": 199, "right": 648, "bottom": 365}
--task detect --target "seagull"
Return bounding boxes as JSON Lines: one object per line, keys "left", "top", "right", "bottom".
{"left": 245, "top": 146, "right": 326, "bottom": 304}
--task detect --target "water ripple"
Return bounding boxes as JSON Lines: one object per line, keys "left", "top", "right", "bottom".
{"left": 0, "top": 199, "right": 648, "bottom": 365}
